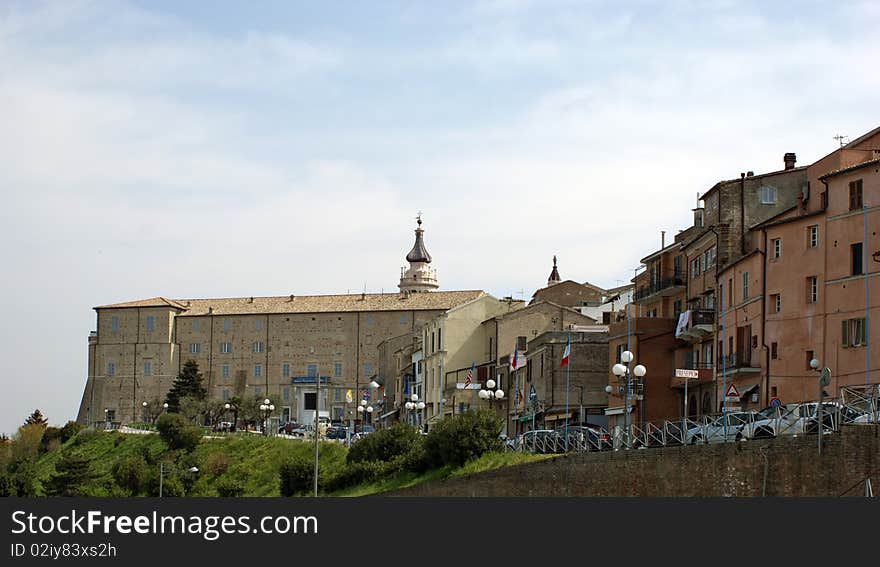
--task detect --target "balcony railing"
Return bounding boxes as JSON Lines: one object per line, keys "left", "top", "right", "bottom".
{"left": 718, "top": 353, "right": 757, "bottom": 370}
{"left": 634, "top": 274, "right": 687, "bottom": 301}
{"left": 681, "top": 355, "right": 714, "bottom": 371}
{"left": 675, "top": 309, "right": 715, "bottom": 341}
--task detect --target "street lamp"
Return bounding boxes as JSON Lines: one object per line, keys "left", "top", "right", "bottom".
{"left": 810, "top": 358, "right": 831, "bottom": 455}
{"left": 405, "top": 393, "right": 426, "bottom": 427}
{"left": 224, "top": 401, "right": 239, "bottom": 432}
{"left": 479, "top": 378, "right": 505, "bottom": 402}
{"left": 610, "top": 350, "right": 647, "bottom": 446}
{"left": 159, "top": 464, "right": 199, "bottom": 497}
{"left": 259, "top": 399, "right": 275, "bottom": 436}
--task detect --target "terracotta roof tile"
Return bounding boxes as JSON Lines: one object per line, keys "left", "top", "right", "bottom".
{"left": 97, "top": 291, "right": 485, "bottom": 315}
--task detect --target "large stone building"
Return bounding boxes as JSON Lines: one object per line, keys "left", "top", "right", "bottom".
{"left": 77, "top": 220, "right": 488, "bottom": 428}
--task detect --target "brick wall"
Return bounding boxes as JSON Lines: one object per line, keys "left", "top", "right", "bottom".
{"left": 385, "top": 425, "right": 880, "bottom": 497}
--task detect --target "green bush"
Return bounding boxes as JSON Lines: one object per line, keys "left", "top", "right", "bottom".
{"left": 424, "top": 408, "right": 503, "bottom": 468}
{"left": 216, "top": 476, "right": 245, "bottom": 497}
{"left": 40, "top": 427, "right": 64, "bottom": 453}
{"left": 393, "top": 438, "right": 429, "bottom": 473}
{"left": 60, "top": 421, "right": 84, "bottom": 443}
{"left": 324, "top": 460, "right": 393, "bottom": 492}
{"left": 112, "top": 455, "right": 149, "bottom": 495}
{"left": 279, "top": 455, "right": 315, "bottom": 496}
{"left": 156, "top": 414, "right": 202, "bottom": 452}
{"left": 346, "top": 423, "right": 421, "bottom": 464}
{"left": 71, "top": 428, "right": 101, "bottom": 447}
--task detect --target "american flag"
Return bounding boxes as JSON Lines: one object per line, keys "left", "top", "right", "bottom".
{"left": 463, "top": 362, "right": 475, "bottom": 388}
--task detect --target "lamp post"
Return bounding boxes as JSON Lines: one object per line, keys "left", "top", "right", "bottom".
{"left": 810, "top": 358, "right": 831, "bottom": 456}
{"left": 141, "top": 401, "right": 149, "bottom": 423}
{"left": 479, "top": 378, "right": 505, "bottom": 403}
{"left": 369, "top": 380, "right": 381, "bottom": 428}
{"left": 610, "top": 350, "right": 647, "bottom": 448}
{"left": 159, "top": 464, "right": 198, "bottom": 497}
{"left": 405, "top": 393, "right": 426, "bottom": 427}
{"left": 259, "top": 399, "right": 275, "bottom": 436}
{"left": 224, "top": 401, "right": 239, "bottom": 432}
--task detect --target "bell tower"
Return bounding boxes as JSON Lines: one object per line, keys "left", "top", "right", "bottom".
{"left": 399, "top": 215, "right": 439, "bottom": 293}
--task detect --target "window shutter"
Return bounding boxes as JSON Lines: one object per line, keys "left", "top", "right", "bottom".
{"left": 841, "top": 319, "right": 849, "bottom": 347}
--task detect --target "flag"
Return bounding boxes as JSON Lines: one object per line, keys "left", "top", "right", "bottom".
{"left": 345, "top": 389, "right": 353, "bottom": 403}
{"left": 516, "top": 388, "right": 523, "bottom": 405}
{"left": 561, "top": 335, "right": 571, "bottom": 368}
{"left": 464, "top": 362, "right": 475, "bottom": 388}
{"left": 510, "top": 349, "right": 527, "bottom": 370}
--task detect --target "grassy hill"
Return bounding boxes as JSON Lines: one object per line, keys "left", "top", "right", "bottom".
{"left": 18, "top": 429, "right": 550, "bottom": 497}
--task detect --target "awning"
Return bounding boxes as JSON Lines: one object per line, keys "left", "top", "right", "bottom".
{"left": 379, "top": 408, "right": 399, "bottom": 420}
{"left": 604, "top": 406, "right": 633, "bottom": 416}
{"left": 739, "top": 383, "right": 760, "bottom": 400}
{"left": 514, "top": 415, "right": 538, "bottom": 422}
{"left": 544, "top": 413, "right": 573, "bottom": 422}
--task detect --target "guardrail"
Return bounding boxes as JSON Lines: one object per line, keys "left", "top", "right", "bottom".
{"left": 507, "top": 384, "right": 880, "bottom": 454}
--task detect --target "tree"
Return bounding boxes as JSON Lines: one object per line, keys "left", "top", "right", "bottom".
{"left": 155, "top": 413, "right": 202, "bottom": 452}
{"left": 423, "top": 408, "right": 504, "bottom": 468}
{"left": 112, "top": 455, "right": 149, "bottom": 495}
{"left": 165, "top": 360, "right": 207, "bottom": 413}
{"left": 24, "top": 410, "right": 48, "bottom": 428}
{"left": 45, "top": 453, "right": 93, "bottom": 496}
{"left": 11, "top": 424, "right": 45, "bottom": 464}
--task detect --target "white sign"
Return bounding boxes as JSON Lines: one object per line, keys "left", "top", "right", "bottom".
{"left": 724, "top": 405, "right": 742, "bottom": 412}
{"left": 456, "top": 383, "right": 481, "bottom": 390}
{"left": 675, "top": 369, "right": 699, "bottom": 379}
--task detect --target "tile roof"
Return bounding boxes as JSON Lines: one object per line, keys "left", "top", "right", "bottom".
{"left": 818, "top": 157, "right": 880, "bottom": 180}
{"left": 97, "top": 290, "right": 486, "bottom": 315}
{"left": 94, "top": 297, "right": 188, "bottom": 310}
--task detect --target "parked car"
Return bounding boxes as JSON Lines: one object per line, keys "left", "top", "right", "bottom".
{"left": 519, "top": 430, "right": 556, "bottom": 453}
{"left": 686, "top": 412, "right": 758, "bottom": 444}
{"left": 738, "top": 402, "right": 864, "bottom": 440}
{"left": 552, "top": 425, "right": 612, "bottom": 451}
{"left": 278, "top": 422, "right": 307, "bottom": 437}
{"left": 325, "top": 425, "right": 348, "bottom": 439}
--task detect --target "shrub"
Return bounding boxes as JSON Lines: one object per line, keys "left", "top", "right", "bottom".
{"left": 11, "top": 424, "right": 45, "bottom": 463}
{"left": 394, "top": 438, "right": 429, "bottom": 473}
{"left": 71, "top": 428, "right": 101, "bottom": 447}
{"left": 323, "top": 460, "right": 393, "bottom": 493}
{"left": 279, "top": 455, "right": 315, "bottom": 496}
{"left": 40, "top": 427, "right": 64, "bottom": 453}
{"left": 156, "top": 413, "right": 202, "bottom": 452}
{"left": 216, "top": 476, "right": 245, "bottom": 497}
{"left": 346, "top": 423, "right": 421, "bottom": 465}
{"left": 424, "top": 408, "right": 503, "bottom": 468}
{"left": 60, "top": 421, "right": 84, "bottom": 443}
{"left": 204, "top": 452, "right": 231, "bottom": 477}
{"left": 112, "top": 455, "right": 149, "bottom": 495}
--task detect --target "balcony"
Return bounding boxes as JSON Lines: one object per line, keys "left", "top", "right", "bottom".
{"left": 674, "top": 309, "right": 715, "bottom": 342}
{"left": 633, "top": 274, "right": 687, "bottom": 302}
{"left": 718, "top": 353, "right": 760, "bottom": 375}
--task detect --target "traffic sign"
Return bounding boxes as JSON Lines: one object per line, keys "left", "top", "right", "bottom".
{"left": 725, "top": 384, "right": 740, "bottom": 398}
{"left": 769, "top": 397, "right": 781, "bottom": 408}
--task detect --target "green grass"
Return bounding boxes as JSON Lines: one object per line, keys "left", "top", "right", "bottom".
{"left": 24, "top": 431, "right": 548, "bottom": 497}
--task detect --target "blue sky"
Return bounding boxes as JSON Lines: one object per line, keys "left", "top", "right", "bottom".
{"left": 1, "top": 0, "right": 878, "bottom": 434}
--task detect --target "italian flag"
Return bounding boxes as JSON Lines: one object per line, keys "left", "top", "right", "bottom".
{"left": 561, "top": 335, "right": 571, "bottom": 368}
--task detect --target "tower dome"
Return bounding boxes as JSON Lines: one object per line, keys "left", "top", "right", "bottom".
{"left": 399, "top": 215, "right": 439, "bottom": 293}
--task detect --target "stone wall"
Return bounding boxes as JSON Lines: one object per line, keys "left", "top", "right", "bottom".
{"left": 385, "top": 425, "right": 880, "bottom": 497}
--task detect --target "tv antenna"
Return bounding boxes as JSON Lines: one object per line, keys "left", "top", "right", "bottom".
{"left": 833, "top": 134, "right": 849, "bottom": 148}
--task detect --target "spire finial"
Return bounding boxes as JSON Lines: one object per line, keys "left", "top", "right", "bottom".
{"left": 416, "top": 211, "right": 423, "bottom": 228}
{"left": 553, "top": 255, "right": 557, "bottom": 267}
{"left": 548, "top": 255, "right": 561, "bottom": 286}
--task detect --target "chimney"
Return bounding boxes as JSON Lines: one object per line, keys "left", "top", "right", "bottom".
{"left": 661, "top": 230, "right": 666, "bottom": 249}
{"left": 746, "top": 171, "right": 754, "bottom": 177}
{"left": 288, "top": 294, "right": 295, "bottom": 302}
{"left": 784, "top": 152, "right": 796, "bottom": 170}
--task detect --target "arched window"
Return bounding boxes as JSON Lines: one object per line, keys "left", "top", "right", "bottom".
{"left": 701, "top": 392, "right": 712, "bottom": 415}
{"left": 688, "top": 395, "right": 697, "bottom": 418}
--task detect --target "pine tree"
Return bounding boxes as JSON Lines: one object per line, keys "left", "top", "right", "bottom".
{"left": 165, "top": 360, "right": 207, "bottom": 413}
{"left": 24, "top": 409, "right": 48, "bottom": 427}
{"left": 45, "top": 453, "right": 92, "bottom": 496}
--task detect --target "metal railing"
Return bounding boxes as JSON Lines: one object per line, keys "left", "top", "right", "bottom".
{"left": 633, "top": 275, "right": 687, "bottom": 301}
{"left": 507, "top": 383, "right": 880, "bottom": 454}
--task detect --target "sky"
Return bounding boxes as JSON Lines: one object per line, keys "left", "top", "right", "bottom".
{"left": 1, "top": 0, "right": 878, "bottom": 435}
